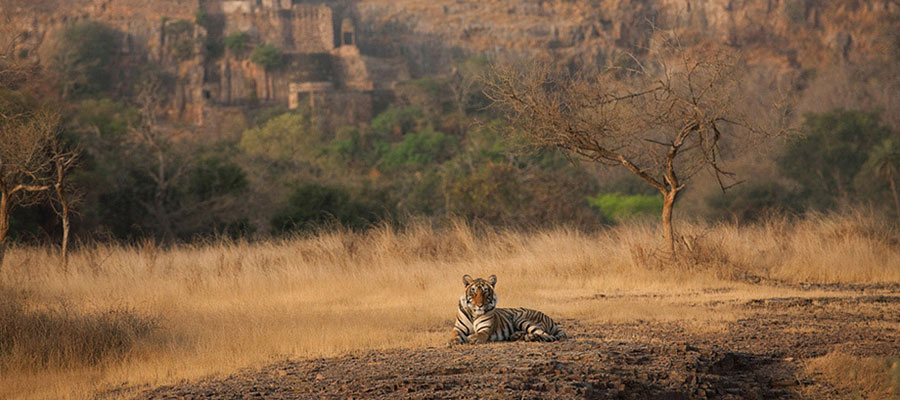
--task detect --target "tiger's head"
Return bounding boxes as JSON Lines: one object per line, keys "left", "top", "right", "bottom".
{"left": 461, "top": 274, "right": 498, "bottom": 317}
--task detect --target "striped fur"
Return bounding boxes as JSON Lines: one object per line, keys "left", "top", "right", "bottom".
{"left": 451, "top": 274, "right": 566, "bottom": 345}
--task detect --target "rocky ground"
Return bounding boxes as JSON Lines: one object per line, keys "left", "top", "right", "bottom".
{"left": 137, "top": 283, "right": 900, "bottom": 399}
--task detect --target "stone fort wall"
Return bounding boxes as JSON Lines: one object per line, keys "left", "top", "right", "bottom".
{"left": 222, "top": 2, "right": 334, "bottom": 54}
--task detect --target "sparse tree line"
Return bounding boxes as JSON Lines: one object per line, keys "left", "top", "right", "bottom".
{"left": 1, "top": 19, "right": 899, "bottom": 262}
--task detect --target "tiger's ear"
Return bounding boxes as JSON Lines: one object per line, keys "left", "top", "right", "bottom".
{"left": 463, "top": 274, "right": 474, "bottom": 286}
{"left": 488, "top": 274, "right": 497, "bottom": 286}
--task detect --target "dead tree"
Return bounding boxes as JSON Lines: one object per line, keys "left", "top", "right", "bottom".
{"left": 0, "top": 104, "right": 63, "bottom": 270}
{"left": 485, "top": 33, "right": 777, "bottom": 257}
{"left": 50, "top": 147, "right": 78, "bottom": 269}
{"left": 129, "top": 72, "right": 190, "bottom": 239}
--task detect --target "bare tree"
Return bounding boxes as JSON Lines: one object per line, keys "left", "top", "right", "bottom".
{"left": 50, "top": 146, "right": 78, "bottom": 269}
{"left": 485, "top": 32, "right": 780, "bottom": 256}
{"left": 126, "top": 69, "right": 244, "bottom": 240}
{"left": 0, "top": 102, "right": 63, "bottom": 270}
{"left": 129, "top": 71, "right": 191, "bottom": 239}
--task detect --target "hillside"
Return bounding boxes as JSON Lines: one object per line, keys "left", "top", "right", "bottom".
{"left": 3, "top": 0, "right": 897, "bottom": 126}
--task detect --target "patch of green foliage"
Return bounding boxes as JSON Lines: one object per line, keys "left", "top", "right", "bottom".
{"left": 588, "top": 193, "right": 662, "bottom": 222}
{"left": 377, "top": 127, "right": 458, "bottom": 172}
{"left": 239, "top": 110, "right": 323, "bottom": 166}
{"left": 371, "top": 106, "right": 424, "bottom": 138}
{"left": 194, "top": 9, "right": 209, "bottom": 27}
{"left": 224, "top": 32, "right": 250, "bottom": 55}
{"left": 271, "top": 184, "right": 385, "bottom": 234}
{"left": 185, "top": 155, "right": 249, "bottom": 202}
{"left": 251, "top": 44, "right": 283, "bottom": 70}
{"left": 164, "top": 19, "right": 193, "bottom": 35}
{"left": 705, "top": 182, "right": 802, "bottom": 222}
{"left": 779, "top": 109, "right": 893, "bottom": 209}
{"left": 51, "top": 21, "right": 120, "bottom": 97}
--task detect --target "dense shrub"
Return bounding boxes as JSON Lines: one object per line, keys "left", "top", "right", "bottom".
{"left": 779, "top": 110, "right": 893, "bottom": 209}
{"left": 371, "top": 106, "right": 424, "bottom": 138}
{"left": 224, "top": 32, "right": 250, "bottom": 55}
{"left": 378, "top": 128, "right": 457, "bottom": 172}
{"left": 271, "top": 184, "right": 385, "bottom": 233}
{"left": 251, "top": 44, "right": 284, "bottom": 70}
{"left": 51, "top": 21, "right": 120, "bottom": 97}
{"left": 705, "top": 182, "right": 802, "bottom": 223}
{"left": 185, "top": 155, "right": 249, "bottom": 202}
{"left": 239, "top": 110, "right": 323, "bottom": 166}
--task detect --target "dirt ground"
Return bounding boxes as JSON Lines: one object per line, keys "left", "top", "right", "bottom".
{"left": 133, "top": 282, "right": 900, "bottom": 399}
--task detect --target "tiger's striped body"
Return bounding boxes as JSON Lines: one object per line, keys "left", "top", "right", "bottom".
{"left": 451, "top": 275, "right": 566, "bottom": 344}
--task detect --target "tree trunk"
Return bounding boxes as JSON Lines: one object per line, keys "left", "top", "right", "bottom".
{"left": 0, "top": 191, "right": 10, "bottom": 277}
{"left": 55, "top": 182, "right": 70, "bottom": 271}
{"left": 661, "top": 190, "right": 678, "bottom": 258}
{"left": 264, "top": 70, "right": 270, "bottom": 101}
{"left": 889, "top": 174, "right": 900, "bottom": 219}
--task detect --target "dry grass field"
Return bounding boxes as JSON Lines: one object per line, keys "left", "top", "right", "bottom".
{"left": 1, "top": 212, "right": 899, "bottom": 399}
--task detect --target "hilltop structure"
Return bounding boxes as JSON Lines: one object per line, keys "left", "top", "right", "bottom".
{"left": 196, "top": 0, "right": 403, "bottom": 127}
{"left": 4, "top": 0, "right": 408, "bottom": 126}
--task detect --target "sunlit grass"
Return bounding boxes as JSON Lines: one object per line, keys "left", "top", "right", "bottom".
{"left": 1, "top": 211, "right": 899, "bottom": 399}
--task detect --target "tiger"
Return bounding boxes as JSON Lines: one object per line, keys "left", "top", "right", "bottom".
{"left": 450, "top": 274, "right": 567, "bottom": 345}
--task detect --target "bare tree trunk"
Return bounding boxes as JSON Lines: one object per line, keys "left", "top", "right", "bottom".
{"left": 889, "top": 174, "right": 900, "bottom": 218}
{"left": 54, "top": 167, "right": 71, "bottom": 271}
{"left": 0, "top": 190, "right": 9, "bottom": 277}
{"left": 60, "top": 204, "right": 69, "bottom": 269}
{"left": 264, "top": 70, "right": 270, "bottom": 101}
{"left": 661, "top": 190, "right": 677, "bottom": 258}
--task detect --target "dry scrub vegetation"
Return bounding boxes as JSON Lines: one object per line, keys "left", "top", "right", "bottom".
{"left": 1, "top": 212, "right": 900, "bottom": 399}
{"left": 806, "top": 352, "right": 900, "bottom": 399}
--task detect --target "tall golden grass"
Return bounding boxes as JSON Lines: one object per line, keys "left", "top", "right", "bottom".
{"left": 806, "top": 352, "right": 900, "bottom": 398}
{"left": 1, "top": 211, "right": 898, "bottom": 399}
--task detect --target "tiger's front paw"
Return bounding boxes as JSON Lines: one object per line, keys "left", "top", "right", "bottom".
{"left": 469, "top": 333, "right": 489, "bottom": 344}
{"left": 449, "top": 333, "right": 466, "bottom": 346}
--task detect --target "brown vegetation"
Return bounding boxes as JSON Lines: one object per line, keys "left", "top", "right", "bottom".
{"left": 806, "top": 352, "right": 900, "bottom": 398}
{"left": 484, "top": 31, "right": 783, "bottom": 256}
{"left": 0, "top": 212, "right": 899, "bottom": 398}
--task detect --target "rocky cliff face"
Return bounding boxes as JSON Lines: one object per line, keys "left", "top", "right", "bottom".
{"left": 351, "top": 0, "right": 896, "bottom": 69}
{"left": 2, "top": 0, "right": 897, "bottom": 125}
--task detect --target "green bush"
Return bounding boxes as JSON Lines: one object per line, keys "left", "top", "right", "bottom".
{"left": 51, "top": 21, "right": 120, "bottom": 97}
{"left": 779, "top": 109, "right": 892, "bottom": 209}
{"left": 251, "top": 44, "right": 283, "bottom": 70}
{"left": 322, "top": 126, "right": 386, "bottom": 172}
{"left": 239, "top": 110, "right": 323, "bottom": 165}
{"left": 164, "top": 19, "right": 193, "bottom": 35}
{"left": 271, "top": 184, "right": 384, "bottom": 233}
{"left": 371, "top": 106, "right": 424, "bottom": 138}
{"left": 185, "top": 156, "right": 248, "bottom": 202}
{"left": 378, "top": 127, "right": 457, "bottom": 172}
{"left": 588, "top": 193, "right": 662, "bottom": 222}
{"left": 443, "top": 159, "right": 522, "bottom": 223}
{"left": 194, "top": 9, "right": 209, "bottom": 27}
{"left": 705, "top": 182, "right": 802, "bottom": 222}
{"left": 224, "top": 32, "right": 250, "bottom": 55}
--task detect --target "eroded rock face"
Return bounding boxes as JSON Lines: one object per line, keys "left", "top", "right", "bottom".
{"left": 3, "top": 0, "right": 896, "bottom": 125}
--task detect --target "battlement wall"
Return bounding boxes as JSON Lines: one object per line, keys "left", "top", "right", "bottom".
{"left": 222, "top": 4, "right": 333, "bottom": 53}
{"left": 291, "top": 5, "right": 334, "bottom": 53}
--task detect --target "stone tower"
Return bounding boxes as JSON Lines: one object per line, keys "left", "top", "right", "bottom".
{"left": 341, "top": 17, "right": 356, "bottom": 47}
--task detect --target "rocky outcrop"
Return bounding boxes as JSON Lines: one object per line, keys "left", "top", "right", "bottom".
{"left": 352, "top": 0, "right": 897, "bottom": 69}
{"left": 2, "top": 0, "right": 897, "bottom": 126}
